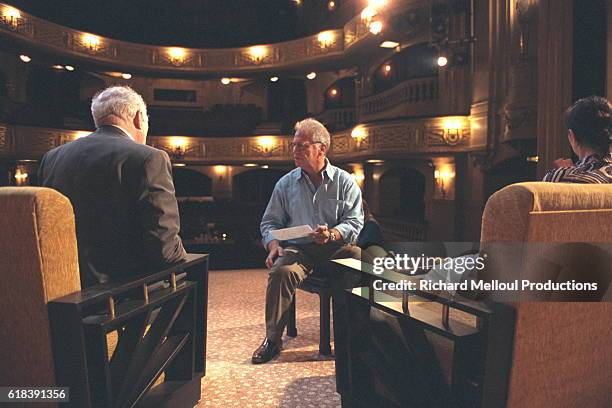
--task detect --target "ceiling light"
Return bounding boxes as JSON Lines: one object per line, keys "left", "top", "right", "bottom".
{"left": 306, "top": 72, "right": 317, "bottom": 80}
{"left": 329, "top": 88, "right": 338, "bottom": 97}
{"left": 369, "top": 21, "right": 383, "bottom": 34}
{"left": 121, "top": 73, "right": 132, "bottom": 80}
{"left": 384, "top": 64, "right": 391, "bottom": 73}
{"left": 261, "top": 165, "right": 269, "bottom": 169}
{"left": 64, "top": 65, "right": 75, "bottom": 71}
{"left": 270, "top": 76, "right": 279, "bottom": 82}
{"left": 380, "top": 41, "right": 399, "bottom": 49}
{"left": 19, "top": 55, "right": 31, "bottom": 63}
{"left": 437, "top": 56, "right": 448, "bottom": 67}
{"left": 221, "top": 77, "right": 231, "bottom": 85}
{"left": 173, "top": 163, "right": 187, "bottom": 167}
{"left": 243, "top": 163, "right": 258, "bottom": 167}
{"left": 328, "top": 1, "right": 336, "bottom": 11}
{"left": 52, "top": 65, "right": 64, "bottom": 70}
{"left": 366, "top": 159, "right": 385, "bottom": 163}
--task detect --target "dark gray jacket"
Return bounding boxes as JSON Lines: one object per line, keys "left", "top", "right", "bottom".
{"left": 38, "top": 125, "right": 186, "bottom": 287}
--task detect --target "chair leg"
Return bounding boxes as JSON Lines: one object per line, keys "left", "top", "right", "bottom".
{"left": 286, "top": 296, "right": 297, "bottom": 337}
{"left": 319, "top": 291, "right": 332, "bottom": 355}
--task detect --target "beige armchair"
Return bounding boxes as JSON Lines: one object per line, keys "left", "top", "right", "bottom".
{"left": 0, "top": 187, "right": 80, "bottom": 390}
{"left": 481, "top": 182, "right": 612, "bottom": 408}
{"left": 0, "top": 187, "right": 209, "bottom": 408}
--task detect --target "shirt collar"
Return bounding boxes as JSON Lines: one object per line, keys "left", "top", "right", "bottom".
{"left": 296, "top": 158, "right": 336, "bottom": 181}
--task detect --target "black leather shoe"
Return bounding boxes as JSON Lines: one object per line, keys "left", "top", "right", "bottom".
{"left": 251, "top": 338, "right": 280, "bottom": 364}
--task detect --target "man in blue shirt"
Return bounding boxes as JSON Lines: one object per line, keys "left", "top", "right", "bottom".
{"left": 252, "top": 118, "right": 364, "bottom": 364}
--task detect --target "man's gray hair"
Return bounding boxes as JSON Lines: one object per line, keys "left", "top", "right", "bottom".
{"left": 294, "top": 118, "right": 331, "bottom": 148}
{"left": 91, "top": 86, "right": 147, "bottom": 127}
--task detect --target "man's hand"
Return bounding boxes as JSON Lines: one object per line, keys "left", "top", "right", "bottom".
{"left": 265, "top": 240, "right": 285, "bottom": 268}
{"left": 553, "top": 158, "right": 574, "bottom": 168}
{"left": 312, "top": 225, "right": 332, "bottom": 244}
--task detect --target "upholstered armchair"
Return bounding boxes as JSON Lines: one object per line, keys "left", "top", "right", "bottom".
{"left": 481, "top": 182, "right": 612, "bottom": 407}
{"left": 0, "top": 187, "right": 209, "bottom": 408}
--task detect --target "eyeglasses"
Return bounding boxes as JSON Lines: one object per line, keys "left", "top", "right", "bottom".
{"left": 291, "top": 141, "right": 322, "bottom": 150}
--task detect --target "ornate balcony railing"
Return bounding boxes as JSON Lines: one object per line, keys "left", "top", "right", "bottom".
{"left": 315, "top": 107, "right": 357, "bottom": 132}
{"left": 0, "top": 1, "right": 427, "bottom": 73}
{"left": 360, "top": 76, "right": 439, "bottom": 121}
{"left": 0, "top": 116, "right": 472, "bottom": 164}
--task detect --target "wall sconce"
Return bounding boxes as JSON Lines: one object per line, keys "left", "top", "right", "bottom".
{"left": 248, "top": 46, "right": 267, "bottom": 64}
{"left": 167, "top": 48, "right": 187, "bottom": 66}
{"left": 351, "top": 164, "right": 365, "bottom": 188}
{"left": 351, "top": 125, "right": 368, "bottom": 147}
{"left": 368, "top": 20, "right": 383, "bottom": 35}
{"left": 256, "top": 136, "right": 277, "bottom": 155}
{"left": 317, "top": 31, "right": 335, "bottom": 48}
{"left": 170, "top": 137, "right": 189, "bottom": 159}
{"left": 442, "top": 118, "right": 464, "bottom": 145}
{"left": 14, "top": 166, "right": 28, "bottom": 186}
{"left": 328, "top": 88, "right": 339, "bottom": 98}
{"left": 82, "top": 34, "right": 101, "bottom": 52}
{"left": 2, "top": 6, "right": 21, "bottom": 29}
{"left": 361, "top": 6, "right": 378, "bottom": 22}
{"left": 214, "top": 165, "right": 228, "bottom": 181}
{"left": 434, "top": 166, "right": 455, "bottom": 199}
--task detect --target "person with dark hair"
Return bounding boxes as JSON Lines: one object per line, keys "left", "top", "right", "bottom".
{"left": 356, "top": 199, "right": 387, "bottom": 262}
{"left": 543, "top": 95, "right": 612, "bottom": 183}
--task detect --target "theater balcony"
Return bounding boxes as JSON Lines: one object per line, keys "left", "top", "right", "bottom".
{"left": 1, "top": 0, "right": 611, "bottom": 407}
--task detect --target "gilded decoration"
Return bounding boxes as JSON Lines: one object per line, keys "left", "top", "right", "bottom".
{"left": 0, "top": 1, "right": 423, "bottom": 73}
{"left": 1, "top": 117, "right": 472, "bottom": 163}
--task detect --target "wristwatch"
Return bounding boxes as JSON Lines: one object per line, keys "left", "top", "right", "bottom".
{"left": 329, "top": 231, "right": 337, "bottom": 242}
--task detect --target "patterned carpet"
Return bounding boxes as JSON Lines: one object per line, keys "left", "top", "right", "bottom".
{"left": 197, "top": 269, "right": 341, "bottom": 407}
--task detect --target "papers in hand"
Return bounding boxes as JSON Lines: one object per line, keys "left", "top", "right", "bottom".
{"left": 270, "top": 225, "right": 314, "bottom": 241}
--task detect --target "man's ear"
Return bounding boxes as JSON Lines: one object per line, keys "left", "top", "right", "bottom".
{"left": 319, "top": 143, "right": 328, "bottom": 156}
{"left": 133, "top": 110, "right": 144, "bottom": 130}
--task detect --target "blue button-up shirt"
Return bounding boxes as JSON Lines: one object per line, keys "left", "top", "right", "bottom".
{"left": 261, "top": 160, "right": 364, "bottom": 248}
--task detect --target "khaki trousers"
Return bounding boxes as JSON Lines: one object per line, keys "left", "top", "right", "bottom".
{"left": 265, "top": 243, "right": 361, "bottom": 343}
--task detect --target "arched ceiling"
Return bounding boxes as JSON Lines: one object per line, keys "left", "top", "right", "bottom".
{"left": 6, "top": 0, "right": 299, "bottom": 48}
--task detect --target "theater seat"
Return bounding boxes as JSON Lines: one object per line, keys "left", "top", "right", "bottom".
{"left": 481, "top": 182, "right": 612, "bottom": 408}
{"left": 0, "top": 187, "right": 81, "bottom": 390}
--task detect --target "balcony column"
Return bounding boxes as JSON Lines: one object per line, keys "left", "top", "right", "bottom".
{"left": 536, "top": 0, "right": 573, "bottom": 177}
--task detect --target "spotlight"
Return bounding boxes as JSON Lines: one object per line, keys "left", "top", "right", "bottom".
{"left": 270, "top": 76, "right": 279, "bottom": 82}
{"left": 65, "top": 65, "right": 75, "bottom": 71}
{"left": 121, "top": 73, "right": 132, "bottom": 80}
{"left": 221, "top": 77, "right": 231, "bottom": 85}
{"left": 19, "top": 55, "right": 31, "bottom": 63}
{"left": 306, "top": 72, "right": 317, "bottom": 80}
{"left": 52, "top": 65, "right": 64, "bottom": 70}
{"left": 437, "top": 56, "right": 448, "bottom": 67}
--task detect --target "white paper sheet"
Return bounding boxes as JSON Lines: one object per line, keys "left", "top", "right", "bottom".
{"left": 270, "top": 225, "right": 314, "bottom": 241}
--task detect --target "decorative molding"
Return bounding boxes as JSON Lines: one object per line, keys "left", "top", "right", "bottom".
{"left": 0, "top": 116, "right": 473, "bottom": 163}
{"left": 0, "top": 1, "right": 427, "bottom": 74}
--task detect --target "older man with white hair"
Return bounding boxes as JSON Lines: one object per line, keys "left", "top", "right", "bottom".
{"left": 252, "top": 118, "right": 363, "bottom": 364}
{"left": 38, "top": 86, "right": 186, "bottom": 287}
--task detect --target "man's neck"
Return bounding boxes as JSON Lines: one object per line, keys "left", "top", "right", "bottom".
{"left": 576, "top": 147, "right": 599, "bottom": 161}
{"left": 303, "top": 160, "right": 327, "bottom": 186}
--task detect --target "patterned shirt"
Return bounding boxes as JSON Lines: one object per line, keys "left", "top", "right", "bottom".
{"left": 543, "top": 154, "right": 612, "bottom": 184}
